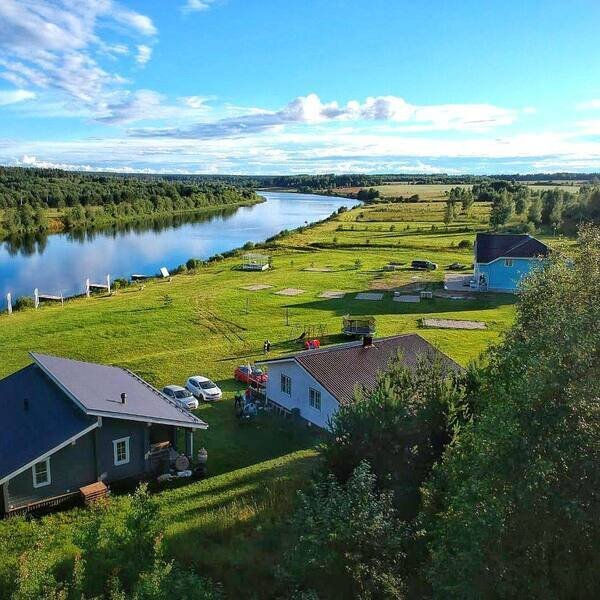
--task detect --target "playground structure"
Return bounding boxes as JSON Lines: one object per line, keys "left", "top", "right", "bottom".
{"left": 241, "top": 253, "right": 270, "bottom": 271}
{"left": 342, "top": 315, "right": 376, "bottom": 336}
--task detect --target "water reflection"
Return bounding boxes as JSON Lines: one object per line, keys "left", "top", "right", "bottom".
{"left": 0, "top": 192, "right": 357, "bottom": 305}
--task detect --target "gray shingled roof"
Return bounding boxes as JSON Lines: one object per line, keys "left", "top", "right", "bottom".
{"left": 0, "top": 364, "right": 97, "bottom": 483}
{"left": 262, "top": 334, "right": 462, "bottom": 406}
{"left": 30, "top": 353, "right": 207, "bottom": 429}
{"left": 475, "top": 233, "right": 549, "bottom": 263}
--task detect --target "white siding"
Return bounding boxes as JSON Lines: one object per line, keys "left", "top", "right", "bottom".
{"left": 264, "top": 360, "right": 339, "bottom": 429}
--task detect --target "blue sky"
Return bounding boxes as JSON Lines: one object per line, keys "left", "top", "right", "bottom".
{"left": 0, "top": 0, "right": 599, "bottom": 174}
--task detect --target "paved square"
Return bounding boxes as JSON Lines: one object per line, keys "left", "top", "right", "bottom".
{"left": 356, "top": 292, "right": 383, "bottom": 301}
{"left": 393, "top": 295, "right": 420, "bottom": 303}
{"left": 318, "top": 290, "right": 345, "bottom": 299}
{"left": 275, "top": 288, "right": 305, "bottom": 296}
{"left": 422, "top": 318, "right": 486, "bottom": 330}
{"left": 240, "top": 284, "right": 273, "bottom": 291}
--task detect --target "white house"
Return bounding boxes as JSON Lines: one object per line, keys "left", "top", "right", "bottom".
{"left": 259, "top": 333, "right": 461, "bottom": 429}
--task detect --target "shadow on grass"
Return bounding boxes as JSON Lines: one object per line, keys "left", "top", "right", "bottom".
{"left": 282, "top": 289, "right": 516, "bottom": 318}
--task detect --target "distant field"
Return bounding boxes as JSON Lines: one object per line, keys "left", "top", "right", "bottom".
{"left": 335, "top": 183, "right": 472, "bottom": 201}
{"left": 334, "top": 181, "right": 584, "bottom": 201}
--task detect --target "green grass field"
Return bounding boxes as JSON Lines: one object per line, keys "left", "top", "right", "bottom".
{"left": 0, "top": 198, "right": 531, "bottom": 597}
{"left": 334, "top": 181, "right": 583, "bottom": 201}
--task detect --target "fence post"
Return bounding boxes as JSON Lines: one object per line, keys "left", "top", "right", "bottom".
{"left": 85, "top": 278, "right": 90, "bottom": 298}
{"left": 107, "top": 274, "right": 111, "bottom": 294}
{"left": 34, "top": 288, "right": 39, "bottom": 309}
{"left": 6, "top": 293, "right": 12, "bottom": 315}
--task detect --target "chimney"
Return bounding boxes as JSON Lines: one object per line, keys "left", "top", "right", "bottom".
{"left": 24, "top": 398, "right": 29, "bottom": 411}
{"left": 363, "top": 335, "right": 374, "bottom": 348}
{"left": 120, "top": 393, "right": 127, "bottom": 404}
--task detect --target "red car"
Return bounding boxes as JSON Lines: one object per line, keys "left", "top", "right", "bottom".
{"left": 234, "top": 364, "right": 268, "bottom": 385}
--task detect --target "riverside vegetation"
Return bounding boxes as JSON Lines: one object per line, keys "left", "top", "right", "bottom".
{"left": 0, "top": 183, "right": 596, "bottom": 598}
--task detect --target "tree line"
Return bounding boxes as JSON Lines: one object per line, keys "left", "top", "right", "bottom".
{"left": 0, "top": 167, "right": 259, "bottom": 235}
{"left": 438, "top": 181, "right": 600, "bottom": 234}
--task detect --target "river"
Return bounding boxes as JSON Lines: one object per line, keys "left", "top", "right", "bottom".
{"left": 0, "top": 191, "right": 358, "bottom": 307}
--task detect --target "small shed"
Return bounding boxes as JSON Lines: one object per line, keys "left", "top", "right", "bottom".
{"left": 242, "top": 253, "right": 270, "bottom": 271}
{"left": 342, "top": 315, "right": 376, "bottom": 336}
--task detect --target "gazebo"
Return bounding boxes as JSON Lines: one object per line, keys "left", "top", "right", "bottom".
{"left": 342, "top": 315, "right": 376, "bottom": 336}
{"left": 241, "top": 253, "right": 270, "bottom": 271}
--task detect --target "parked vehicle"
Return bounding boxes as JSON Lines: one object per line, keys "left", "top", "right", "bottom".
{"left": 411, "top": 259, "right": 438, "bottom": 271}
{"left": 185, "top": 376, "right": 222, "bottom": 401}
{"left": 162, "top": 385, "right": 199, "bottom": 410}
{"left": 234, "top": 364, "right": 268, "bottom": 385}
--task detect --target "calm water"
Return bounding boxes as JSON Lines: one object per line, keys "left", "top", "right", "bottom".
{"left": 0, "top": 192, "right": 358, "bottom": 307}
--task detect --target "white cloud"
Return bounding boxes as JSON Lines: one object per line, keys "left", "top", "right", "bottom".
{"left": 0, "top": 89, "right": 36, "bottom": 106}
{"left": 576, "top": 99, "right": 600, "bottom": 111}
{"left": 112, "top": 7, "right": 157, "bottom": 36}
{"left": 182, "top": 0, "right": 216, "bottom": 13}
{"left": 0, "top": 0, "right": 157, "bottom": 111}
{"left": 131, "top": 93, "right": 520, "bottom": 139}
{"left": 135, "top": 45, "right": 152, "bottom": 65}
{"left": 181, "top": 96, "right": 212, "bottom": 109}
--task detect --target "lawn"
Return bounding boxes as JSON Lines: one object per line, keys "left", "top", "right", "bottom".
{"left": 0, "top": 198, "right": 525, "bottom": 597}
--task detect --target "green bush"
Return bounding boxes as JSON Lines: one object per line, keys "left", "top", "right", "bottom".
{"left": 13, "top": 296, "right": 34, "bottom": 311}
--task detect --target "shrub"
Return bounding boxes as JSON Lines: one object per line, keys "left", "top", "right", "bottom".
{"left": 281, "top": 462, "right": 406, "bottom": 599}
{"left": 13, "top": 296, "right": 34, "bottom": 311}
{"left": 457, "top": 239, "right": 472, "bottom": 249}
{"left": 186, "top": 258, "right": 203, "bottom": 270}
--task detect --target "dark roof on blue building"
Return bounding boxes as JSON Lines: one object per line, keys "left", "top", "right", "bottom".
{"left": 0, "top": 364, "right": 97, "bottom": 484}
{"left": 475, "top": 233, "right": 549, "bottom": 264}
{"left": 31, "top": 353, "right": 207, "bottom": 429}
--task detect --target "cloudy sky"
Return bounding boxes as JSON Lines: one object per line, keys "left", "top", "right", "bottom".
{"left": 0, "top": 0, "right": 599, "bottom": 174}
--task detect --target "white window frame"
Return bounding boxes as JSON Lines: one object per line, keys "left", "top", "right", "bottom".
{"left": 281, "top": 373, "right": 292, "bottom": 395}
{"left": 309, "top": 387, "right": 322, "bottom": 411}
{"left": 504, "top": 258, "right": 514, "bottom": 267}
{"left": 113, "top": 437, "right": 130, "bottom": 466}
{"left": 32, "top": 458, "right": 51, "bottom": 488}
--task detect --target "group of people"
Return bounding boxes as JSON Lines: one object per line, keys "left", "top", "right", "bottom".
{"left": 234, "top": 388, "right": 258, "bottom": 420}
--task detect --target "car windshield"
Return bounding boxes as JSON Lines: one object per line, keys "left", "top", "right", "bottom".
{"left": 175, "top": 390, "right": 193, "bottom": 399}
{"left": 251, "top": 367, "right": 263, "bottom": 375}
{"left": 199, "top": 381, "right": 216, "bottom": 389}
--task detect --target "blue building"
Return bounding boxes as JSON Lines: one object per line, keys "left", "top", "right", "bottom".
{"left": 473, "top": 233, "right": 550, "bottom": 293}
{"left": 0, "top": 353, "right": 207, "bottom": 516}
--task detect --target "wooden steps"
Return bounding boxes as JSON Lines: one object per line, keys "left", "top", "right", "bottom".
{"left": 79, "top": 481, "right": 109, "bottom": 505}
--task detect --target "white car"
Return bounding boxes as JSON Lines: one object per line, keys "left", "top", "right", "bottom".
{"left": 185, "top": 376, "right": 223, "bottom": 402}
{"left": 162, "top": 385, "right": 199, "bottom": 410}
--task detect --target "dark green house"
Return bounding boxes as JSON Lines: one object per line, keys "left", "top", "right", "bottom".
{"left": 0, "top": 353, "right": 207, "bottom": 516}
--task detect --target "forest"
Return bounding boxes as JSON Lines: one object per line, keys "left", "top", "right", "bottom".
{"left": 0, "top": 167, "right": 260, "bottom": 235}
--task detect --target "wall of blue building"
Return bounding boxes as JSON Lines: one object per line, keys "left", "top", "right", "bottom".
{"left": 477, "top": 258, "right": 543, "bottom": 292}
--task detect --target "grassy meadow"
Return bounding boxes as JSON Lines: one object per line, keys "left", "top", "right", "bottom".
{"left": 0, "top": 197, "right": 530, "bottom": 596}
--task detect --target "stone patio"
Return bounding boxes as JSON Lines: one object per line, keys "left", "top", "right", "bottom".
{"left": 421, "top": 318, "right": 486, "bottom": 330}
{"left": 275, "top": 288, "right": 305, "bottom": 296}
{"left": 240, "top": 284, "right": 273, "bottom": 291}
{"left": 393, "top": 295, "right": 420, "bottom": 303}
{"left": 355, "top": 292, "right": 384, "bottom": 301}
{"left": 318, "top": 290, "right": 346, "bottom": 299}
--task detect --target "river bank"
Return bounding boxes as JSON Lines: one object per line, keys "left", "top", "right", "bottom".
{"left": 0, "top": 192, "right": 358, "bottom": 305}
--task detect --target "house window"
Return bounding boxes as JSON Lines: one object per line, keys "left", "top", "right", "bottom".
{"left": 32, "top": 458, "right": 51, "bottom": 488}
{"left": 504, "top": 259, "right": 514, "bottom": 267}
{"left": 281, "top": 374, "right": 292, "bottom": 395}
{"left": 113, "top": 437, "right": 130, "bottom": 466}
{"left": 309, "top": 388, "right": 321, "bottom": 411}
